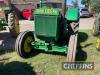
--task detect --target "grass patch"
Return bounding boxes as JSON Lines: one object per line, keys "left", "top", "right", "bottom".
{"left": 0, "top": 30, "right": 100, "bottom": 75}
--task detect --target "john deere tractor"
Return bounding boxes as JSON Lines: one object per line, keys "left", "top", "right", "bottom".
{"left": 15, "top": 0, "right": 79, "bottom": 62}
{"left": 0, "top": 5, "right": 19, "bottom": 37}
{"left": 93, "top": 13, "right": 100, "bottom": 51}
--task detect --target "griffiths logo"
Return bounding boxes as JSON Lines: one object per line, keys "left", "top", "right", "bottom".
{"left": 62, "top": 62, "right": 94, "bottom": 70}
{"left": 34, "top": 9, "right": 59, "bottom": 15}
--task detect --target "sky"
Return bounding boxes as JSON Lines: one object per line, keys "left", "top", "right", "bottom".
{"left": 67, "top": 0, "right": 84, "bottom": 7}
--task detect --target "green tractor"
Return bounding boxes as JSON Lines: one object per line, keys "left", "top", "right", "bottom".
{"left": 15, "top": 0, "right": 79, "bottom": 62}
{"left": 92, "top": 13, "right": 100, "bottom": 51}
{"left": 0, "top": 5, "right": 19, "bottom": 37}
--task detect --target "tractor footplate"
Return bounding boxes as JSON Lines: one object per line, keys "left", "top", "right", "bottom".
{"left": 31, "top": 41, "right": 67, "bottom": 53}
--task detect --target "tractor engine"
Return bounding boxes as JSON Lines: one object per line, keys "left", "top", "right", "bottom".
{"left": 34, "top": 8, "right": 67, "bottom": 44}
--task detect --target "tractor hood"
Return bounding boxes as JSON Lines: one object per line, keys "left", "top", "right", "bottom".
{"left": 66, "top": 8, "right": 79, "bottom": 21}
{"left": 34, "top": 8, "right": 61, "bottom": 41}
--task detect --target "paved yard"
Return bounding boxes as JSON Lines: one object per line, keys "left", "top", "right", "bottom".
{"left": 19, "top": 20, "right": 34, "bottom": 32}
{"left": 79, "top": 17, "right": 95, "bottom": 29}
{"left": 0, "top": 17, "right": 95, "bottom": 50}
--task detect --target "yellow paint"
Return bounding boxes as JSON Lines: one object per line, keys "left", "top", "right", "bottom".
{"left": 35, "top": 9, "right": 57, "bottom": 15}
{"left": 96, "top": 38, "right": 100, "bottom": 49}
{"left": 24, "top": 36, "right": 33, "bottom": 53}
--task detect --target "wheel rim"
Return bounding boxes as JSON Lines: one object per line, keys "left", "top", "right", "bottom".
{"left": 96, "top": 38, "right": 100, "bottom": 49}
{"left": 24, "top": 36, "right": 33, "bottom": 53}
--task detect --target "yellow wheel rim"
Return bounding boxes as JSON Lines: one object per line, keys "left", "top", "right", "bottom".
{"left": 24, "top": 36, "right": 33, "bottom": 53}
{"left": 96, "top": 38, "right": 100, "bottom": 49}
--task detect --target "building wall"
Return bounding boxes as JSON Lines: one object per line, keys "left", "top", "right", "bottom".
{"left": 42, "top": 0, "right": 64, "bottom": 3}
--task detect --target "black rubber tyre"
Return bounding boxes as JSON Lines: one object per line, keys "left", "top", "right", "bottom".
{"left": 15, "top": 31, "right": 34, "bottom": 58}
{"left": 92, "top": 18, "right": 100, "bottom": 36}
{"left": 96, "top": 37, "right": 100, "bottom": 51}
{"left": 8, "top": 12, "right": 20, "bottom": 37}
{"left": 67, "top": 34, "right": 78, "bottom": 62}
{"left": 67, "top": 22, "right": 78, "bottom": 62}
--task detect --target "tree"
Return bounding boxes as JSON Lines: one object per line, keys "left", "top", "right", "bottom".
{"left": 72, "top": 0, "right": 78, "bottom": 8}
{"left": 91, "top": 1, "right": 100, "bottom": 13}
{"left": 81, "top": 0, "right": 100, "bottom": 12}
{"left": 81, "top": 0, "right": 91, "bottom": 8}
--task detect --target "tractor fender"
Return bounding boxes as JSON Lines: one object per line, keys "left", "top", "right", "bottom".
{"left": 65, "top": 8, "right": 79, "bottom": 21}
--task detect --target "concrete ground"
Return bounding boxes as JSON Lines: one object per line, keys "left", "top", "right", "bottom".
{"left": 79, "top": 17, "right": 95, "bottom": 29}
{"left": 0, "top": 17, "right": 95, "bottom": 50}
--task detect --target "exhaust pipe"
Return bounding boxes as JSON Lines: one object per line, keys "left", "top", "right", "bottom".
{"left": 61, "top": 0, "right": 67, "bottom": 18}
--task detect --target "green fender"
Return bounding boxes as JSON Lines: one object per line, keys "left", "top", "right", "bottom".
{"left": 65, "top": 8, "right": 79, "bottom": 21}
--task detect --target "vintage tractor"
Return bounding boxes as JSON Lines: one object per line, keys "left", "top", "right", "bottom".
{"left": 0, "top": 5, "right": 19, "bottom": 37}
{"left": 92, "top": 13, "right": 100, "bottom": 51}
{"left": 15, "top": 0, "right": 79, "bottom": 62}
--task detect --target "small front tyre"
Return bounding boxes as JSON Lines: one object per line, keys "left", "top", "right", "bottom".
{"left": 15, "top": 31, "right": 34, "bottom": 58}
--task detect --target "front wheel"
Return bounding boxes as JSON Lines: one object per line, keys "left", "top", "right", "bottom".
{"left": 15, "top": 31, "right": 34, "bottom": 58}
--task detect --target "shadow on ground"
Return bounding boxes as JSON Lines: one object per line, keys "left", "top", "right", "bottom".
{"left": 0, "top": 61, "right": 36, "bottom": 75}
{"left": 0, "top": 32, "right": 16, "bottom": 55}
{"left": 0, "top": 32, "right": 16, "bottom": 49}
{"left": 76, "top": 32, "right": 93, "bottom": 61}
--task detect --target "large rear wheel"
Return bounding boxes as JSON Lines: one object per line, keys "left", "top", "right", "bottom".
{"left": 67, "top": 22, "right": 78, "bottom": 62}
{"left": 15, "top": 31, "right": 34, "bottom": 58}
{"left": 8, "top": 12, "right": 20, "bottom": 37}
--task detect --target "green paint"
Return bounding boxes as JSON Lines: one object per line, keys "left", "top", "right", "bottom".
{"left": 31, "top": 41, "right": 68, "bottom": 53}
{"left": 66, "top": 8, "right": 79, "bottom": 21}
{"left": 3, "top": 7, "right": 10, "bottom": 15}
{"left": 40, "top": 0, "right": 42, "bottom": 8}
{"left": 34, "top": 9, "right": 60, "bottom": 41}
{"left": 0, "top": 19, "right": 7, "bottom": 26}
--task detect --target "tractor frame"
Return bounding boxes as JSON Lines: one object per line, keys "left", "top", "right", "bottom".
{"left": 15, "top": 0, "right": 79, "bottom": 62}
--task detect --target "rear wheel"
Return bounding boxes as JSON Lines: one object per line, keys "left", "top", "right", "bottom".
{"left": 15, "top": 31, "right": 34, "bottom": 58}
{"left": 8, "top": 12, "right": 20, "bottom": 37}
{"left": 67, "top": 22, "right": 78, "bottom": 62}
{"left": 96, "top": 37, "right": 100, "bottom": 51}
{"left": 67, "top": 34, "right": 78, "bottom": 62}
